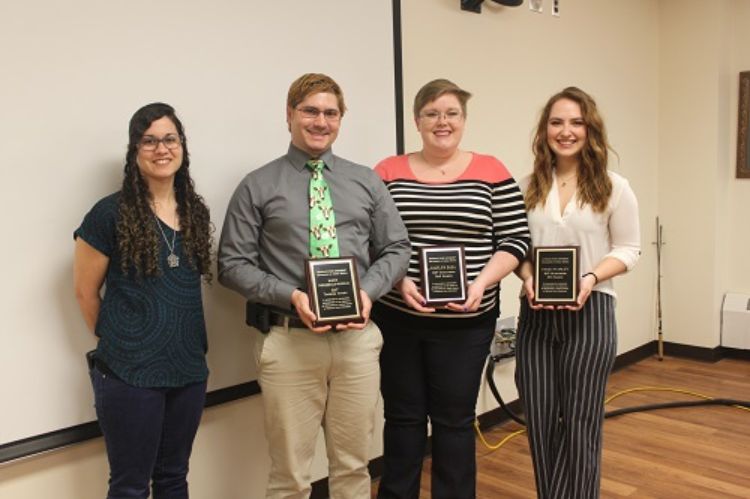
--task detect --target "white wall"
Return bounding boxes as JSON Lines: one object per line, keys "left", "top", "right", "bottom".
{"left": 0, "top": 0, "right": 393, "bottom": 497}
{"left": 0, "top": 0, "right": 397, "bottom": 447}
{"left": 4, "top": 1, "right": 750, "bottom": 497}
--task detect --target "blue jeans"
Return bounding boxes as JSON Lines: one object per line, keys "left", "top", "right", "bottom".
{"left": 90, "top": 366, "right": 207, "bottom": 499}
{"left": 375, "top": 313, "right": 495, "bottom": 499}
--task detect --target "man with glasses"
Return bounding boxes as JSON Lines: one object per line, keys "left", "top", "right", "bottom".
{"left": 218, "top": 73, "right": 409, "bottom": 498}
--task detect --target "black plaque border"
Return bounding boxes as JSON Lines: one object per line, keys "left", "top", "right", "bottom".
{"left": 305, "top": 257, "right": 363, "bottom": 326}
{"left": 533, "top": 246, "right": 580, "bottom": 306}
{"left": 419, "top": 245, "right": 468, "bottom": 306}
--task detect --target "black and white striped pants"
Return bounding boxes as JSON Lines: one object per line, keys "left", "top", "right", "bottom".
{"left": 515, "top": 292, "right": 617, "bottom": 499}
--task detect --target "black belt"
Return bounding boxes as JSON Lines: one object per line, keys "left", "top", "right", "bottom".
{"left": 269, "top": 311, "right": 306, "bottom": 329}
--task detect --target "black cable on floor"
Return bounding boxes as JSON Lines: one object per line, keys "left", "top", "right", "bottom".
{"left": 484, "top": 354, "right": 750, "bottom": 428}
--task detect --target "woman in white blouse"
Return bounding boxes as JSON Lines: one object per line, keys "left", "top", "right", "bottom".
{"left": 515, "top": 87, "right": 640, "bottom": 499}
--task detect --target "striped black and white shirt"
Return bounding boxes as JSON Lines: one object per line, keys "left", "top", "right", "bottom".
{"left": 374, "top": 153, "right": 530, "bottom": 325}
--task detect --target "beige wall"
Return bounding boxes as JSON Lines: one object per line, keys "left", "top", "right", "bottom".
{"left": 658, "top": 0, "right": 722, "bottom": 348}
{"left": 0, "top": 400, "right": 270, "bottom": 498}
{"left": 658, "top": 0, "right": 749, "bottom": 347}
{"left": 727, "top": 0, "right": 750, "bottom": 296}
{"left": 4, "top": 1, "right": 750, "bottom": 497}
{"left": 0, "top": 397, "right": 384, "bottom": 498}
{"left": 401, "top": 0, "right": 660, "bottom": 412}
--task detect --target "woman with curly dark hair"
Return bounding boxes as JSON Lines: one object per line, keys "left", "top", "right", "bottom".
{"left": 73, "top": 102, "right": 213, "bottom": 499}
{"left": 515, "top": 87, "right": 640, "bottom": 499}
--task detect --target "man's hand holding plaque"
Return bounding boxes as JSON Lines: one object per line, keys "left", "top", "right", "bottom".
{"left": 419, "top": 245, "right": 468, "bottom": 306}
{"left": 532, "top": 246, "right": 580, "bottom": 306}
{"left": 305, "top": 257, "right": 365, "bottom": 328}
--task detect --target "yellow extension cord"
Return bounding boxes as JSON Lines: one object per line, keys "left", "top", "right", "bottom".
{"left": 474, "top": 386, "right": 750, "bottom": 452}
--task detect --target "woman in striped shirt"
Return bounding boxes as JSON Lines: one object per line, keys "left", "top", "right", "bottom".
{"left": 515, "top": 87, "right": 641, "bottom": 499}
{"left": 373, "top": 79, "right": 530, "bottom": 499}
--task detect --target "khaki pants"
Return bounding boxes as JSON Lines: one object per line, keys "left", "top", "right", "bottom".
{"left": 253, "top": 321, "right": 383, "bottom": 499}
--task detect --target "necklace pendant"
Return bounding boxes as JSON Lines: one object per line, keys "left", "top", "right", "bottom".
{"left": 167, "top": 253, "right": 180, "bottom": 268}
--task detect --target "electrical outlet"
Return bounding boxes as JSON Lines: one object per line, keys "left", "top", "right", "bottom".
{"left": 552, "top": 0, "right": 560, "bottom": 16}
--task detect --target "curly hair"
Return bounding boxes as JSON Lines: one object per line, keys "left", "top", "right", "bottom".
{"left": 525, "top": 87, "right": 613, "bottom": 213}
{"left": 116, "top": 103, "right": 213, "bottom": 281}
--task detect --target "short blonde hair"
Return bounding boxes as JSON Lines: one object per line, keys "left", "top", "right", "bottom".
{"left": 413, "top": 79, "right": 472, "bottom": 118}
{"left": 287, "top": 73, "right": 347, "bottom": 116}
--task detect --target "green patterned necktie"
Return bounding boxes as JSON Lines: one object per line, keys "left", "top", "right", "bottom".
{"left": 307, "top": 159, "right": 339, "bottom": 258}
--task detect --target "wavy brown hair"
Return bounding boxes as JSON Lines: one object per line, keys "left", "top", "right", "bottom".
{"left": 116, "top": 103, "right": 213, "bottom": 281}
{"left": 525, "top": 87, "right": 613, "bottom": 213}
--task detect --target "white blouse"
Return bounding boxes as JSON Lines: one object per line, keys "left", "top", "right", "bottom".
{"left": 519, "top": 171, "right": 641, "bottom": 298}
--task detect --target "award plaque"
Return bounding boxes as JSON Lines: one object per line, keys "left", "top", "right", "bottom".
{"left": 419, "top": 245, "right": 468, "bottom": 305}
{"left": 305, "top": 257, "right": 363, "bottom": 327}
{"left": 533, "top": 246, "right": 580, "bottom": 305}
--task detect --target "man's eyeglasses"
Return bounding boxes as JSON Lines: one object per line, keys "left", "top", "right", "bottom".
{"left": 139, "top": 134, "right": 182, "bottom": 151}
{"left": 296, "top": 106, "right": 341, "bottom": 122}
{"left": 419, "top": 110, "right": 463, "bottom": 124}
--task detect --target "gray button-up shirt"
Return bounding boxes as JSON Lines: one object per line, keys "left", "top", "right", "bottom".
{"left": 218, "top": 144, "right": 410, "bottom": 310}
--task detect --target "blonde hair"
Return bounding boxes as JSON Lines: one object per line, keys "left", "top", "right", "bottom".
{"left": 525, "top": 86, "right": 613, "bottom": 213}
{"left": 287, "top": 73, "right": 346, "bottom": 116}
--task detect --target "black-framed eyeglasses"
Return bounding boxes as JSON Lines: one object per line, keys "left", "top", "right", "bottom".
{"left": 138, "top": 134, "right": 182, "bottom": 151}
{"left": 296, "top": 106, "right": 341, "bottom": 121}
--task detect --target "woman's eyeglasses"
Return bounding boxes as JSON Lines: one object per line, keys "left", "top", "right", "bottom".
{"left": 139, "top": 134, "right": 182, "bottom": 151}
{"left": 419, "top": 110, "right": 463, "bottom": 124}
